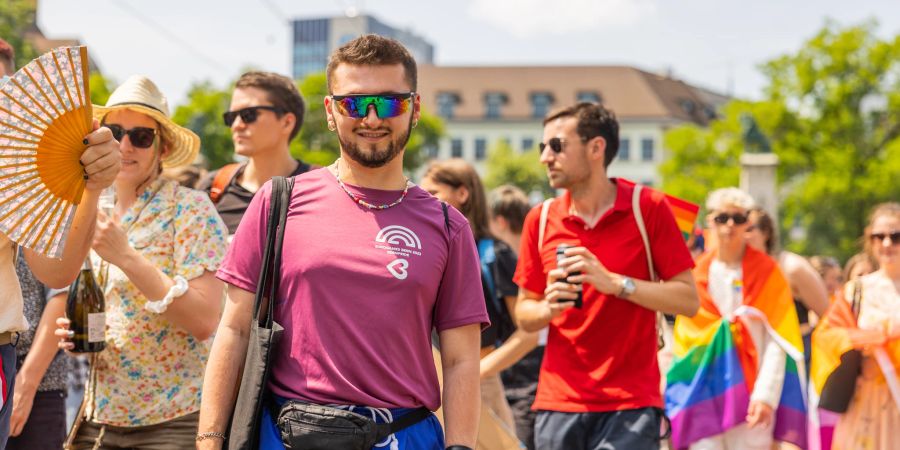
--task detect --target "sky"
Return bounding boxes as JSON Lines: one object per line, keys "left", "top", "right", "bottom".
{"left": 36, "top": 0, "right": 900, "bottom": 108}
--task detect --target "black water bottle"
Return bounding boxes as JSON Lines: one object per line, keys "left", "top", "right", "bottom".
{"left": 65, "top": 258, "right": 106, "bottom": 353}
{"left": 556, "top": 244, "right": 582, "bottom": 308}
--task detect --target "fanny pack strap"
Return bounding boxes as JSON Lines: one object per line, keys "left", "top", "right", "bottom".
{"left": 374, "top": 407, "right": 432, "bottom": 439}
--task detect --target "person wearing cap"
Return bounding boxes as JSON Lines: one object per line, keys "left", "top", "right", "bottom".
{"left": 0, "top": 38, "right": 121, "bottom": 448}
{"left": 54, "top": 75, "right": 228, "bottom": 449}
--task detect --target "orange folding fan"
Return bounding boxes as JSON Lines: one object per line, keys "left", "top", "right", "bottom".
{"left": 0, "top": 46, "right": 92, "bottom": 258}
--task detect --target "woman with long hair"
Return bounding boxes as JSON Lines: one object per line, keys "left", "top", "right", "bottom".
{"left": 814, "top": 203, "right": 900, "bottom": 450}
{"left": 55, "top": 76, "right": 228, "bottom": 449}
{"left": 421, "top": 159, "right": 537, "bottom": 443}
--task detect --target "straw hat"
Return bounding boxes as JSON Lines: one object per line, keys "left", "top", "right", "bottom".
{"left": 93, "top": 75, "right": 199, "bottom": 168}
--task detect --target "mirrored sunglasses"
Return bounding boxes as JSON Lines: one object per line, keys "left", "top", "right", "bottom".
{"left": 105, "top": 124, "right": 158, "bottom": 149}
{"left": 223, "top": 106, "right": 285, "bottom": 127}
{"left": 331, "top": 93, "right": 414, "bottom": 119}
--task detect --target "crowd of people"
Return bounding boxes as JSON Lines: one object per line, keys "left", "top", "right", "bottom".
{"left": 0, "top": 33, "right": 897, "bottom": 450}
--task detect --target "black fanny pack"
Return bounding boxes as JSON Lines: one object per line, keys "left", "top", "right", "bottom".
{"left": 272, "top": 401, "right": 431, "bottom": 450}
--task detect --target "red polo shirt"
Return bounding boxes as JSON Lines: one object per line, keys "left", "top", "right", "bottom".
{"left": 514, "top": 178, "right": 694, "bottom": 412}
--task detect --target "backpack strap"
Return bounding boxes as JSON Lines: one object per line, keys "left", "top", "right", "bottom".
{"left": 209, "top": 163, "right": 242, "bottom": 204}
{"left": 631, "top": 185, "right": 657, "bottom": 282}
{"left": 538, "top": 198, "right": 553, "bottom": 252}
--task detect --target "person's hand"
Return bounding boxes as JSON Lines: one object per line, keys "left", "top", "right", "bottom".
{"left": 82, "top": 120, "right": 121, "bottom": 192}
{"left": 92, "top": 211, "right": 134, "bottom": 267}
{"left": 54, "top": 317, "right": 77, "bottom": 353}
{"left": 541, "top": 268, "right": 577, "bottom": 322}
{"left": 746, "top": 400, "right": 773, "bottom": 429}
{"left": 559, "top": 247, "right": 620, "bottom": 296}
{"left": 9, "top": 376, "right": 36, "bottom": 437}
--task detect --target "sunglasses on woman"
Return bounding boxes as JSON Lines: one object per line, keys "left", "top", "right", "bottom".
{"left": 870, "top": 231, "right": 900, "bottom": 245}
{"left": 330, "top": 93, "right": 414, "bottom": 119}
{"left": 713, "top": 212, "right": 749, "bottom": 225}
{"left": 222, "top": 106, "right": 285, "bottom": 127}
{"left": 105, "top": 124, "right": 158, "bottom": 149}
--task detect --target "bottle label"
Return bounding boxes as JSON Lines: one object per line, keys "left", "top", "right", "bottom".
{"left": 87, "top": 313, "right": 106, "bottom": 343}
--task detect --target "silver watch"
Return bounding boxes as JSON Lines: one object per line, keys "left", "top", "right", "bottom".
{"left": 619, "top": 276, "right": 636, "bottom": 298}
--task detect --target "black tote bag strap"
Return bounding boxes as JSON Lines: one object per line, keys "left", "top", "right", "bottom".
{"left": 254, "top": 176, "right": 294, "bottom": 328}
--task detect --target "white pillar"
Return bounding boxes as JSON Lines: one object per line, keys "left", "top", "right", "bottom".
{"left": 740, "top": 153, "right": 779, "bottom": 224}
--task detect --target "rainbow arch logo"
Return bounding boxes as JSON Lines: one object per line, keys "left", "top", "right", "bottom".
{"left": 375, "top": 225, "right": 422, "bottom": 249}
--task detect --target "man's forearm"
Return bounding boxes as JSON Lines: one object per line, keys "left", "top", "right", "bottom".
{"left": 516, "top": 296, "right": 550, "bottom": 332}
{"left": 623, "top": 271, "right": 698, "bottom": 317}
{"left": 198, "top": 326, "right": 248, "bottom": 450}
{"left": 442, "top": 357, "right": 480, "bottom": 448}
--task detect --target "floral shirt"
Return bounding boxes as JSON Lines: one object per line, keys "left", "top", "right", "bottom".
{"left": 85, "top": 179, "right": 227, "bottom": 427}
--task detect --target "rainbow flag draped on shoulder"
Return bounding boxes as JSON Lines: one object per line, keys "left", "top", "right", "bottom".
{"left": 665, "top": 246, "right": 807, "bottom": 449}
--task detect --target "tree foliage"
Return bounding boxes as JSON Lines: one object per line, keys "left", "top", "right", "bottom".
{"left": 484, "top": 140, "right": 551, "bottom": 197}
{"left": 662, "top": 21, "right": 900, "bottom": 260}
{"left": 171, "top": 80, "right": 233, "bottom": 170}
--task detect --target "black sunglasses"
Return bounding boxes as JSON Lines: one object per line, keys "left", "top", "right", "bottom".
{"left": 870, "top": 231, "right": 900, "bottom": 245}
{"left": 539, "top": 137, "right": 567, "bottom": 153}
{"left": 713, "top": 213, "right": 749, "bottom": 225}
{"left": 223, "top": 106, "right": 285, "bottom": 127}
{"left": 105, "top": 124, "right": 158, "bottom": 149}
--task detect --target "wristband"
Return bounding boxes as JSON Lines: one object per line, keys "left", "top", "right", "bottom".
{"left": 446, "top": 446, "right": 474, "bottom": 450}
{"left": 145, "top": 275, "right": 189, "bottom": 314}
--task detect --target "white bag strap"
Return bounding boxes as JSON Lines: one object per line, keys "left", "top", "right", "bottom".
{"left": 631, "top": 185, "right": 657, "bottom": 282}
{"left": 538, "top": 198, "right": 553, "bottom": 252}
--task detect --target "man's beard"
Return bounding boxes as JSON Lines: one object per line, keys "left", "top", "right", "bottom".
{"left": 337, "top": 126, "right": 411, "bottom": 168}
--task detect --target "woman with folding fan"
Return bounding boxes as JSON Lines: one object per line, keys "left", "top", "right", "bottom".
{"left": 54, "top": 75, "right": 228, "bottom": 449}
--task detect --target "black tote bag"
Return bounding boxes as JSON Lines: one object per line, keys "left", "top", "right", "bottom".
{"left": 818, "top": 279, "right": 864, "bottom": 413}
{"left": 228, "top": 176, "right": 294, "bottom": 450}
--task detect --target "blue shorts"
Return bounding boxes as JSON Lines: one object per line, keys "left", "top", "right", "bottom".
{"left": 259, "top": 400, "right": 444, "bottom": 450}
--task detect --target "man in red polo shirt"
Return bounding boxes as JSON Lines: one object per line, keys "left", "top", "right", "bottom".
{"left": 515, "top": 102, "right": 699, "bottom": 450}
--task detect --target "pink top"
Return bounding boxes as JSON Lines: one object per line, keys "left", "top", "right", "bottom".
{"left": 217, "top": 168, "right": 488, "bottom": 409}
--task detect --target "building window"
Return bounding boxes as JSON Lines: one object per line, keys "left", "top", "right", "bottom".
{"left": 530, "top": 92, "right": 554, "bottom": 118}
{"left": 424, "top": 145, "right": 439, "bottom": 159}
{"left": 475, "top": 138, "right": 487, "bottom": 160}
{"left": 577, "top": 91, "right": 602, "bottom": 104}
{"left": 484, "top": 92, "right": 507, "bottom": 119}
{"left": 437, "top": 92, "right": 459, "bottom": 119}
{"left": 451, "top": 138, "right": 464, "bottom": 158}
{"left": 522, "top": 137, "right": 535, "bottom": 152}
{"left": 641, "top": 138, "right": 654, "bottom": 161}
{"left": 618, "top": 137, "right": 630, "bottom": 161}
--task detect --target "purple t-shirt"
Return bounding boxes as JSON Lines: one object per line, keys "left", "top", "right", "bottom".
{"left": 217, "top": 168, "right": 488, "bottom": 410}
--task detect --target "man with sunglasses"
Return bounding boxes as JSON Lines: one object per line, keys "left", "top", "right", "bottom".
{"left": 199, "top": 35, "right": 486, "bottom": 450}
{"left": 196, "top": 71, "right": 313, "bottom": 235}
{"left": 514, "top": 102, "right": 699, "bottom": 450}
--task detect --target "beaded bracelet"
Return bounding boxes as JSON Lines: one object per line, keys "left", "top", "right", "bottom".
{"left": 196, "top": 431, "right": 226, "bottom": 442}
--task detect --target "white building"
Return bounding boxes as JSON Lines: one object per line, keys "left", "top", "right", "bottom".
{"left": 417, "top": 65, "right": 727, "bottom": 187}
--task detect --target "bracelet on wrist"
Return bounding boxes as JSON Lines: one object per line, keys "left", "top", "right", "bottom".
{"left": 145, "top": 275, "right": 189, "bottom": 314}
{"left": 196, "top": 431, "right": 226, "bottom": 442}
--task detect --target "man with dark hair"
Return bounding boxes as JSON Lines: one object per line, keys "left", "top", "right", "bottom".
{"left": 513, "top": 102, "right": 699, "bottom": 449}
{"left": 198, "top": 35, "right": 485, "bottom": 450}
{"left": 197, "top": 71, "right": 313, "bottom": 235}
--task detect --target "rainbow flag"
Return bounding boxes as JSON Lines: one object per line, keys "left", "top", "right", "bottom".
{"left": 664, "top": 194, "right": 700, "bottom": 242}
{"left": 665, "top": 246, "right": 807, "bottom": 449}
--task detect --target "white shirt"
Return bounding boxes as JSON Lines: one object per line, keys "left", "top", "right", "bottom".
{"left": 709, "top": 259, "right": 786, "bottom": 408}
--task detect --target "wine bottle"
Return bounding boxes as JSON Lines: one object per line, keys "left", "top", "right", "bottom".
{"left": 66, "top": 258, "right": 106, "bottom": 352}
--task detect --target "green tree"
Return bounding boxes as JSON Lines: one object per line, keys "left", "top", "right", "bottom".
{"left": 0, "top": 0, "right": 39, "bottom": 69}
{"left": 293, "top": 72, "right": 444, "bottom": 173}
{"left": 484, "top": 140, "right": 550, "bottom": 196}
{"left": 172, "top": 80, "right": 233, "bottom": 170}
{"left": 89, "top": 72, "right": 113, "bottom": 106}
{"left": 661, "top": 21, "right": 900, "bottom": 259}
